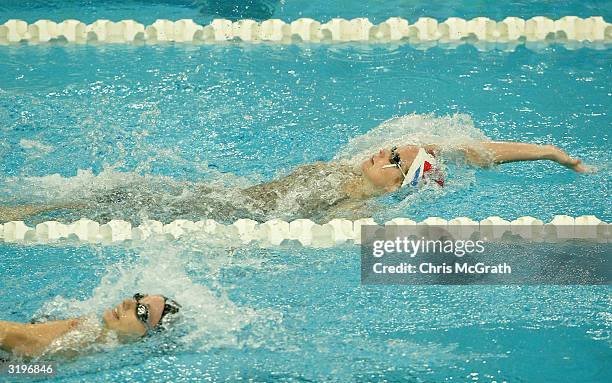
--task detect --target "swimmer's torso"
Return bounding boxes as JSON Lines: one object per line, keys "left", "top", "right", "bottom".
{"left": 13, "top": 162, "right": 364, "bottom": 224}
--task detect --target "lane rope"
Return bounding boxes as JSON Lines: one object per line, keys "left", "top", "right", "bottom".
{"left": 0, "top": 16, "right": 610, "bottom": 50}
{"left": 0, "top": 215, "right": 608, "bottom": 246}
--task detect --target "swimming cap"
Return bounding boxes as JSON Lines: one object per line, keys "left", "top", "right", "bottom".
{"left": 403, "top": 148, "right": 444, "bottom": 187}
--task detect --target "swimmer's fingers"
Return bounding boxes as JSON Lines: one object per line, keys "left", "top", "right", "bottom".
{"left": 577, "top": 163, "right": 597, "bottom": 173}
{"left": 565, "top": 158, "right": 594, "bottom": 173}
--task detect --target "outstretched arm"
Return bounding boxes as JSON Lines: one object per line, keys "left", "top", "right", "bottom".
{"left": 0, "top": 321, "right": 44, "bottom": 357}
{"left": 0, "top": 203, "right": 85, "bottom": 223}
{"left": 427, "top": 142, "right": 588, "bottom": 173}
{"left": 0, "top": 320, "right": 78, "bottom": 358}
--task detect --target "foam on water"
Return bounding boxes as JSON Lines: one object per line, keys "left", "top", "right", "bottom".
{"left": 18, "top": 138, "right": 54, "bottom": 154}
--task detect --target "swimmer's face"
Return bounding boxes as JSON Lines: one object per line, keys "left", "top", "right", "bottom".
{"left": 361, "top": 148, "right": 406, "bottom": 192}
{"left": 102, "top": 295, "right": 166, "bottom": 339}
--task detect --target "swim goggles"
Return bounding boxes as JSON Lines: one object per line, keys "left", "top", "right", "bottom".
{"left": 381, "top": 146, "right": 410, "bottom": 184}
{"left": 133, "top": 293, "right": 181, "bottom": 334}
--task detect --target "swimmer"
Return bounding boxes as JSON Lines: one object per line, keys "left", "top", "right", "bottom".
{"left": 0, "top": 293, "right": 180, "bottom": 358}
{"left": 0, "top": 140, "right": 589, "bottom": 223}
{"left": 240, "top": 141, "right": 588, "bottom": 218}
{"left": 345, "top": 141, "right": 589, "bottom": 199}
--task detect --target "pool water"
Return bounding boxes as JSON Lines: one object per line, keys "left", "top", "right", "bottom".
{"left": 1, "top": 1, "right": 611, "bottom": 382}
{"left": 0, "top": 44, "right": 610, "bottom": 222}
{"left": 1, "top": 240, "right": 610, "bottom": 382}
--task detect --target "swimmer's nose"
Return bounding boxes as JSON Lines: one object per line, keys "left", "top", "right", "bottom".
{"left": 378, "top": 148, "right": 385, "bottom": 157}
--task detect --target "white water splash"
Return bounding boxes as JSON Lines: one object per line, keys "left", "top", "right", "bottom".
{"left": 19, "top": 139, "right": 54, "bottom": 154}
{"left": 334, "top": 113, "right": 490, "bottom": 165}
{"left": 34, "top": 238, "right": 271, "bottom": 353}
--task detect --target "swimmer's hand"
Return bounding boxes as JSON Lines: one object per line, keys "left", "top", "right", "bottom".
{"left": 566, "top": 158, "right": 593, "bottom": 173}
{"left": 550, "top": 147, "right": 592, "bottom": 173}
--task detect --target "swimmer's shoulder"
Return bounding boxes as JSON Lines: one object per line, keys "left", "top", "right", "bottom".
{"left": 0, "top": 319, "right": 82, "bottom": 357}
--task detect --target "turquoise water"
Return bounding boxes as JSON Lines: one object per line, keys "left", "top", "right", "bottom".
{"left": 1, "top": 241, "right": 610, "bottom": 382}
{"left": 0, "top": 44, "right": 610, "bottom": 222}
{"left": 1, "top": 1, "right": 611, "bottom": 382}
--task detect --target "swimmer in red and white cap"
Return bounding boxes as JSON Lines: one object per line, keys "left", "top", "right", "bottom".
{"left": 0, "top": 140, "right": 590, "bottom": 222}
{"left": 355, "top": 142, "right": 588, "bottom": 198}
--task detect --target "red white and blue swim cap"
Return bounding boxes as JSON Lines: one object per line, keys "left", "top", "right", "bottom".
{"left": 402, "top": 148, "right": 445, "bottom": 188}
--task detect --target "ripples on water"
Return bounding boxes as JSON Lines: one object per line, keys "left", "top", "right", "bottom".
{"left": 1, "top": 240, "right": 610, "bottom": 381}
{"left": 1, "top": 44, "right": 610, "bottom": 222}
{"left": 1, "top": 1, "right": 610, "bottom": 24}
{"left": 0, "top": 25, "right": 610, "bottom": 382}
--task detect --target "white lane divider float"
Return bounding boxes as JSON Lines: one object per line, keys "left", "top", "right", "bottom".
{"left": 0, "top": 16, "right": 610, "bottom": 50}
{"left": 0, "top": 215, "right": 608, "bottom": 247}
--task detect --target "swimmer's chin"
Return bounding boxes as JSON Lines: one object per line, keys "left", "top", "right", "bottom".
{"left": 101, "top": 309, "right": 120, "bottom": 330}
{"left": 102, "top": 309, "right": 112, "bottom": 327}
{"left": 342, "top": 174, "right": 397, "bottom": 199}
{"left": 99, "top": 311, "right": 140, "bottom": 343}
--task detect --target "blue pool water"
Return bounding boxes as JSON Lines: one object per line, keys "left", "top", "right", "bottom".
{"left": 1, "top": 241, "right": 611, "bottom": 382}
{"left": 1, "top": 1, "right": 611, "bottom": 382}
{"left": 0, "top": 44, "right": 610, "bottom": 222}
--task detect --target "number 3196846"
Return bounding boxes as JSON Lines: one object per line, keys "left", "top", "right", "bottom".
{"left": 2, "top": 363, "right": 55, "bottom": 375}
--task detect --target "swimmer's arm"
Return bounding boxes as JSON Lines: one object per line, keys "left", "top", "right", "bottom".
{"left": 0, "top": 320, "right": 77, "bottom": 358}
{"left": 0, "top": 321, "right": 47, "bottom": 357}
{"left": 425, "top": 142, "right": 587, "bottom": 173}
{"left": 0, "top": 202, "right": 88, "bottom": 223}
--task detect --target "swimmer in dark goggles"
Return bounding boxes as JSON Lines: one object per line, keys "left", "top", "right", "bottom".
{"left": 133, "top": 293, "right": 181, "bottom": 334}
